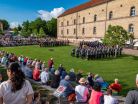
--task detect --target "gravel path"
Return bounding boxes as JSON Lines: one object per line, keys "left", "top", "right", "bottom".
{"left": 123, "top": 48, "right": 138, "bottom": 56}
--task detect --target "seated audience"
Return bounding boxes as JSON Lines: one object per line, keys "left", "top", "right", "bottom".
{"left": 60, "top": 75, "right": 74, "bottom": 97}
{"left": 40, "top": 68, "right": 49, "bottom": 85}
{"left": 125, "top": 74, "right": 138, "bottom": 104}
{"left": 109, "top": 79, "right": 122, "bottom": 93}
{"left": 94, "top": 74, "right": 104, "bottom": 83}
{"left": 89, "top": 82, "right": 104, "bottom": 104}
{"left": 68, "top": 68, "right": 76, "bottom": 82}
{"left": 75, "top": 77, "right": 89, "bottom": 103}
{"left": 61, "top": 69, "right": 67, "bottom": 80}
{"left": 76, "top": 70, "right": 83, "bottom": 83}
{"left": 50, "top": 70, "right": 60, "bottom": 88}
{"left": 58, "top": 64, "right": 65, "bottom": 76}
{"left": 104, "top": 89, "right": 118, "bottom": 104}
{"left": 0, "top": 73, "right": 2, "bottom": 84}
{"left": 87, "top": 72, "right": 94, "bottom": 87}
{"left": 33, "top": 67, "right": 40, "bottom": 81}
{"left": 33, "top": 91, "right": 41, "bottom": 104}
{"left": 48, "top": 58, "right": 54, "bottom": 69}
{"left": 0, "top": 62, "right": 34, "bottom": 104}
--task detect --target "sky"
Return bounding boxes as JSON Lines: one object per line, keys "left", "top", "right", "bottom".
{"left": 0, "top": 0, "right": 89, "bottom": 28}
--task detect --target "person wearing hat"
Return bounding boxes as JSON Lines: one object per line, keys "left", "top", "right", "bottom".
{"left": 75, "top": 77, "right": 89, "bottom": 103}
{"left": 125, "top": 74, "right": 138, "bottom": 104}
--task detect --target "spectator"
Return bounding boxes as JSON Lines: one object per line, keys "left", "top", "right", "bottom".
{"left": 87, "top": 72, "right": 94, "bottom": 87}
{"left": 40, "top": 68, "right": 49, "bottom": 85}
{"left": 58, "top": 64, "right": 65, "bottom": 76}
{"left": 104, "top": 89, "right": 118, "bottom": 104}
{"left": 76, "top": 70, "right": 83, "bottom": 83}
{"left": 75, "top": 77, "right": 89, "bottom": 103}
{"left": 109, "top": 79, "right": 122, "bottom": 93}
{"left": 68, "top": 68, "right": 76, "bottom": 82}
{"left": 48, "top": 58, "right": 54, "bottom": 69}
{"left": 61, "top": 69, "right": 67, "bottom": 80}
{"left": 33, "top": 91, "right": 41, "bottom": 104}
{"left": 125, "top": 74, "right": 138, "bottom": 104}
{"left": 89, "top": 82, "right": 104, "bottom": 104}
{"left": 94, "top": 74, "right": 104, "bottom": 83}
{"left": 50, "top": 70, "right": 60, "bottom": 88}
{"left": 0, "top": 73, "right": 2, "bottom": 84}
{"left": 0, "top": 62, "right": 34, "bottom": 104}
{"left": 60, "top": 75, "right": 74, "bottom": 97}
{"left": 33, "top": 67, "right": 40, "bottom": 81}
{"left": 49, "top": 65, "right": 55, "bottom": 75}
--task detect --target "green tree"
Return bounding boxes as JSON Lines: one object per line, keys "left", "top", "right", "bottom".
{"left": 20, "top": 20, "right": 32, "bottom": 37}
{"left": 102, "top": 25, "right": 129, "bottom": 46}
{"left": 38, "top": 27, "right": 46, "bottom": 38}
{"left": 0, "top": 19, "right": 9, "bottom": 30}
{"left": 0, "top": 29, "right": 4, "bottom": 35}
{"left": 47, "top": 18, "right": 57, "bottom": 37}
{"left": 13, "top": 28, "right": 19, "bottom": 36}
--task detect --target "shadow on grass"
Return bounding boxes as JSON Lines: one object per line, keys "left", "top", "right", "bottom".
{"left": 132, "top": 56, "right": 138, "bottom": 60}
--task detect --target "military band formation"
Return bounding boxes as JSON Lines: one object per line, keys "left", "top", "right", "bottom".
{"left": 71, "top": 41, "right": 123, "bottom": 60}
{"left": 39, "top": 40, "right": 69, "bottom": 47}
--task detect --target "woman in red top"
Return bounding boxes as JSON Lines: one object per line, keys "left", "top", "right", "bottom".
{"left": 89, "top": 82, "right": 104, "bottom": 104}
{"left": 33, "top": 68, "right": 40, "bottom": 81}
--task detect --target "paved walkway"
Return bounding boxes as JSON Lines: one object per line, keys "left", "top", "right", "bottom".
{"left": 123, "top": 48, "right": 138, "bottom": 56}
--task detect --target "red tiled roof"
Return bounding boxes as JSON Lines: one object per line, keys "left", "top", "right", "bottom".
{"left": 58, "top": 0, "right": 110, "bottom": 18}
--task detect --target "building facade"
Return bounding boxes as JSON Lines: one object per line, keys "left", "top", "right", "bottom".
{"left": 57, "top": 0, "right": 138, "bottom": 42}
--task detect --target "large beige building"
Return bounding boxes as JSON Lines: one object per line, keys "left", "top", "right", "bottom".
{"left": 57, "top": 0, "right": 138, "bottom": 42}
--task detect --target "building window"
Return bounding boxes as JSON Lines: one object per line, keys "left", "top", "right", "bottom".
{"left": 61, "top": 30, "right": 64, "bottom": 35}
{"left": 83, "top": 17, "right": 85, "bottom": 23}
{"left": 82, "top": 28, "right": 85, "bottom": 34}
{"left": 67, "top": 21, "right": 69, "bottom": 26}
{"left": 74, "top": 19, "right": 76, "bottom": 25}
{"left": 93, "top": 27, "right": 96, "bottom": 34}
{"left": 109, "top": 11, "right": 113, "bottom": 20}
{"left": 67, "top": 29, "right": 69, "bottom": 34}
{"left": 61, "top": 22, "right": 63, "bottom": 26}
{"left": 128, "top": 24, "right": 134, "bottom": 33}
{"left": 130, "top": 6, "right": 136, "bottom": 16}
{"left": 94, "top": 15, "right": 97, "bottom": 22}
{"left": 74, "top": 28, "right": 76, "bottom": 34}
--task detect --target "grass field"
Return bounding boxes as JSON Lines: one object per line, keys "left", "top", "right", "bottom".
{"left": 0, "top": 45, "right": 138, "bottom": 95}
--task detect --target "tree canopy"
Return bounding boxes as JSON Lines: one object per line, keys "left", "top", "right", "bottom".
{"left": 0, "top": 19, "right": 9, "bottom": 30}
{"left": 102, "top": 25, "right": 129, "bottom": 46}
{"left": 19, "top": 18, "right": 57, "bottom": 38}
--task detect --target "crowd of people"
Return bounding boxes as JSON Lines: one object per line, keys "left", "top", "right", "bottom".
{"left": 0, "top": 50, "right": 137, "bottom": 104}
{"left": 71, "top": 41, "right": 123, "bottom": 60}
{"left": 39, "top": 40, "right": 69, "bottom": 47}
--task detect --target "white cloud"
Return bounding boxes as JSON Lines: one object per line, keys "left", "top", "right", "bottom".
{"left": 10, "top": 22, "right": 19, "bottom": 28}
{"left": 38, "top": 7, "right": 65, "bottom": 21}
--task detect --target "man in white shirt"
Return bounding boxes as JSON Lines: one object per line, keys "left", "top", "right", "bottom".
{"left": 104, "top": 89, "right": 119, "bottom": 104}
{"left": 40, "top": 68, "right": 49, "bottom": 85}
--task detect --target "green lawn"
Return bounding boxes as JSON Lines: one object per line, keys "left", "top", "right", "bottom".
{"left": 0, "top": 45, "right": 138, "bottom": 95}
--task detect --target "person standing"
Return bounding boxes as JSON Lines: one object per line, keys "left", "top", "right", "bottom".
{"left": 125, "top": 74, "right": 138, "bottom": 104}
{"left": 0, "top": 62, "right": 34, "bottom": 104}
